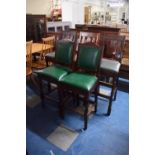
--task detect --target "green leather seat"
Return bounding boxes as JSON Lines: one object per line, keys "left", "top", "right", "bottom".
{"left": 61, "top": 72, "right": 97, "bottom": 92}
{"left": 100, "top": 58, "right": 121, "bottom": 73}
{"left": 36, "top": 40, "right": 74, "bottom": 81}
{"left": 36, "top": 64, "right": 72, "bottom": 81}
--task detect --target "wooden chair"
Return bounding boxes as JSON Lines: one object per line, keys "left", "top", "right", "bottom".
{"left": 98, "top": 34, "right": 125, "bottom": 116}
{"left": 45, "top": 30, "right": 77, "bottom": 67}
{"left": 26, "top": 40, "right": 33, "bottom": 77}
{"left": 59, "top": 43, "right": 103, "bottom": 130}
{"left": 78, "top": 31, "right": 100, "bottom": 44}
{"left": 32, "top": 36, "right": 54, "bottom": 69}
{"left": 42, "top": 36, "right": 54, "bottom": 53}
{"left": 26, "top": 40, "right": 40, "bottom": 91}
{"left": 35, "top": 40, "right": 75, "bottom": 108}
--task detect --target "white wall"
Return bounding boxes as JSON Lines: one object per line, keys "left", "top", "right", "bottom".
{"left": 26, "top": 0, "right": 52, "bottom": 16}
{"left": 27, "top": 0, "right": 84, "bottom": 28}
{"left": 61, "top": 0, "right": 84, "bottom": 28}
{"left": 26, "top": 0, "right": 128, "bottom": 26}
{"left": 61, "top": 1, "right": 72, "bottom": 22}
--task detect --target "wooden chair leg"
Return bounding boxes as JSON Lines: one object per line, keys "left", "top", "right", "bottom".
{"left": 107, "top": 79, "right": 115, "bottom": 116}
{"left": 58, "top": 88, "right": 64, "bottom": 119}
{"left": 47, "top": 82, "right": 51, "bottom": 92}
{"left": 113, "top": 88, "right": 118, "bottom": 101}
{"left": 30, "top": 73, "right": 40, "bottom": 92}
{"left": 107, "top": 98, "right": 112, "bottom": 116}
{"left": 39, "top": 79, "right": 45, "bottom": 108}
{"left": 76, "top": 94, "right": 80, "bottom": 106}
{"left": 94, "top": 86, "right": 98, "bottom": 113}
{"left": 113, "top": 76, "right": 119, "bottom": 101}
{"left": 84, "top": 95, "right": 89, "bottom": 130}
{"left": 45, "top": 58, "right": 49, "bottom": 67}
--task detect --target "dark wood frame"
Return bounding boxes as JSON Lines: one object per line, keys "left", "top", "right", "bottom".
{"left": 26, "top": 14, "right": 47, "bottom": 42}
{"left": 98, "top": 34, "right": 125, "bottom": 116}
{"left": 59, "top": 43, "right": 104, "bottom": 130}
{"left": 99, "top": 34, "right": 126, "bottom": 61}
{"left": 45, "top": 30, "right": 77, "bottom": 67}
{"left": 37, "top": 41, "right": 75, "bottom": 108}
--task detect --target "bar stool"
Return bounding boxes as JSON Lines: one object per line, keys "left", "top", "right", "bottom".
{"left": 59, "top": 43, "right": 103, "bottom": 130}
{"left": 35, "top": 40, "right": 75, "bottom": 108}
{"left": 99, "top": 34, "right": 125, "bottom": 116}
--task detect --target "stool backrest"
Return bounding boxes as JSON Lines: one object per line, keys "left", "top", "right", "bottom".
{"left": 76, "top": 42, "right": 103, "bottom": 74}
{"left": 55, "top": 40, "right": 74, "bottom": 68}
{"left": 76, "top": 31, "right": 100, "bottom": 51}
{"left": 100, "top": 34, "right": 125, "bottom": 59}
{"left": 61, "top": 30, "right": 77, "bottom": 42}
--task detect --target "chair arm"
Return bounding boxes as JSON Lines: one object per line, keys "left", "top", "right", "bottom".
{"left": 112, "top": 51, "right": 123, "bottom": 62}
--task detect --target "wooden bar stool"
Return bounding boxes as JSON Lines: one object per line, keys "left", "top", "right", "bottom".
{"left": 59, "top": 43, "right": 103, "bottom": 130}
{"left": 35, "top": 40, "right": 75, "bottom": 108}
{"left": 98, "top": 34, "right": 125, "bottom": 116}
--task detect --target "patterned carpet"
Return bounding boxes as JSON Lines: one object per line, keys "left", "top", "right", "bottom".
{"left": 26, "top": 81, "right": 129, "bottom": 155}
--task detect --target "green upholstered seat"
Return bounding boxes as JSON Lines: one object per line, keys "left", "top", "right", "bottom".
{"left": 36, "top": 64, "right": 72, "bottom": 81}
{"left": 36, "top": 41, "right": 74, "bottom": 80}
{"left": 77, "top": 45, "right": 101, "bottom": 72}
{"left": 100, "top": 58, "right": 121, "bottom": 73}
{"left": 61, "top": 72, "right": 97, "bottom": 92}
{"left": 60, "top": 44, "right": 101, "bottom": 92}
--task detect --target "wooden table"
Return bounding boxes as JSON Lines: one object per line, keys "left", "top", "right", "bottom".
{"left": 31, "top": 43, "right": 53, "bottom": 54}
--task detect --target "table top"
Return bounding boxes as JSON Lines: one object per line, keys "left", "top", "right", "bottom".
{"left": 32, "top": 43, "right": 53, "bottom": 54}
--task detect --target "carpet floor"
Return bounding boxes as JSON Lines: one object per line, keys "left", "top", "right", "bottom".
{"left": 26, "top": 80, "right": 129, "bottom": 155}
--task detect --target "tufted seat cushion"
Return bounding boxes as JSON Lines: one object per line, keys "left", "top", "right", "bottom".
{"left": 61, "top": 72, "right": 97, "bottom": 92}
{"left": 100, "top": 58, "right": 121, "bottom": 73}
